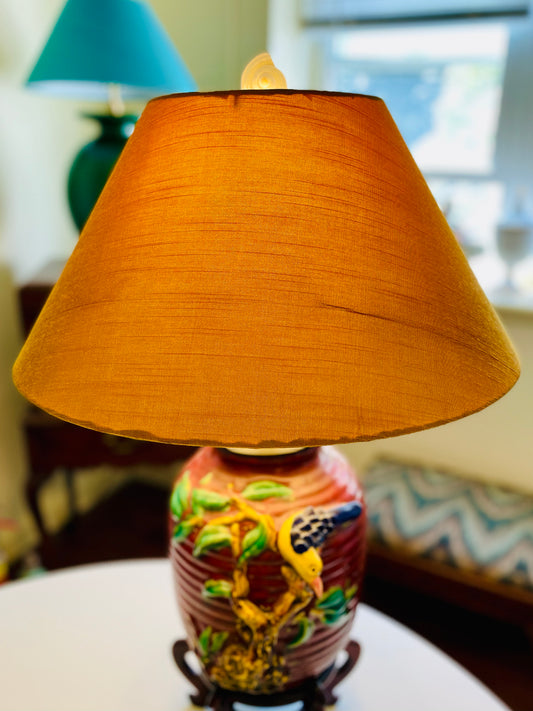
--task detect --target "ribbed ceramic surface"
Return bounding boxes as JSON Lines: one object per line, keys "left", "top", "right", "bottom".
{"left": 169, "top": 446, "right": 366, "bottom": 690}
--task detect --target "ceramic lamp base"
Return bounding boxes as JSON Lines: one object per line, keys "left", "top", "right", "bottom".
{"left": 168, "top": 446, "right": 366, "bottom": 696}
{"left": 173, "top": 638, "right": 361, "bottom": 711}
{"left": 67, "top": 114, "right": 136, "bottom": 231}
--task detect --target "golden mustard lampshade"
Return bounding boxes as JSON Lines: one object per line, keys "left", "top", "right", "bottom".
{"left": 13, "top": 90, "right": 520, "bottom": 447}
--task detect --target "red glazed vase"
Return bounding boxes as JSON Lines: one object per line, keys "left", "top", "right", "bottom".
{"left": 168, "top": 446, "right": 366, "bottom": 695}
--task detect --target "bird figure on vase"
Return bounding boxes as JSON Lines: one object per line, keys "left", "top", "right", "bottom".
{"left": 277, "top": 501, "right": 363, "bottom": 597}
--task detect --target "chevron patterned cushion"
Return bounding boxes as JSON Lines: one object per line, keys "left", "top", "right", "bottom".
{"left": 363, "top": 459, "right": 533, "bottom": 591}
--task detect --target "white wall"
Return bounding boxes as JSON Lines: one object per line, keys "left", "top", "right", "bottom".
{"left": 0, "top": 0, "right": 82, "bottom": 283}
{"left": 153, "top": 0, "right": 268, "bottom": 92}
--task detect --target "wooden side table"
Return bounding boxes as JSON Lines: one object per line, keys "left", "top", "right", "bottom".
{"left": 18, "top": 260, "right": 193, "bottom": 564}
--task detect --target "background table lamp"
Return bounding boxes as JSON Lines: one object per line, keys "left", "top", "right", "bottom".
{"left": 13, "top": 55, "right": 520, "bottom": 709}
{"left": 27, "top": 0, "right": 196, "bottom": 231}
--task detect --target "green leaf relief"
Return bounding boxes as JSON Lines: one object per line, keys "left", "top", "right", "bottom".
{"left": 241, "top": 480, "right": 293, "bottom": 501}
{"left": 315, "top": 586, "right": 346, "bottom": 611}
{"left": 172, "top": 518, "right": 197, "bottom": 543}
{"left": 170, "top": 470, "right": 191, "bottom": 520}
{"left": 210, "top": 631, "right": 229, "bottom": 655}
{"left": 345, "top": 583, "right": 358, "bottom": 601}
{"left": 199, "top": 472, "right": 213, "bottom": 486}
{"left": 313, "top": 586, "right": 350, "bottom": 626}
{"left": 288, "top": 616, "right": 315, "bottom": 648}
{"left": 239, "top": 522, "right": 268, "bottom": 564}
{"left": 197, "top": 626, "right": 229, "bottom": 662}
{"left": 322, "top": 609, "right": 348, "bottom": 626}
{"left": 192, "top": 488, "right": 231, "bottom": 514}
{"left": 203, "top": 579, "right": 234, "bottom": 599}
{"left": 198, "top": 626, "right": 212, "bottom": 657}
{"left": 193, "top": 524, "right": 233, "bottom": 557}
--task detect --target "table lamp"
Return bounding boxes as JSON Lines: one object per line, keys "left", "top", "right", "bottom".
{"left": 13, "top": 54, "right": 520, "bottom": 710}
{"left": 27, "top": 0, "right": 196, "bottom": 231}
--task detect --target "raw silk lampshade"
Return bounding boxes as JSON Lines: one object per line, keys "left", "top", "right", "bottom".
{"left": 13, "top": 90, "right": 520, "bottom": 448}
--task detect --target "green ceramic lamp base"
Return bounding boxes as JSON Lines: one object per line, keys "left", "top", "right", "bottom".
{"left": 67, "top": 113, "right": 136, "bottom": 232}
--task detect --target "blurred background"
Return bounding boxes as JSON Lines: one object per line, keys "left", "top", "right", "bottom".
{"left": 1, "top": 1, "right": 532, "bottom": 708}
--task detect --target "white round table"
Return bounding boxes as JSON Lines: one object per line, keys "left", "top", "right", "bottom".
{"left": 0, "top": 559, "right": 510, "bottom": 711}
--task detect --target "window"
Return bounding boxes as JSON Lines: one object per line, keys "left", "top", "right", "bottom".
{"left": 326, "top": 24, "right": 507, "bottom": 175}
{"left": 268, "top": 1, "right": 533, "bottom": 300}
{"left": 322, "top": 22, "right": 509, "bottom": 274}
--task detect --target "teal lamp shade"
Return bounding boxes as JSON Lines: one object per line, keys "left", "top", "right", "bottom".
{"left": 27, "top": 0, "right": 197, "bottom": 98}
{"left": 27, "top": 0, "right": 196, "bottom": 231}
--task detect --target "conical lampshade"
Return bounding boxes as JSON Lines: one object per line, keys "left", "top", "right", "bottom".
{"left": 13, "top": 91, "right": 520, "bottom": 447}
{"left": 27, "top": 0, "right": 196, "bottom": 99}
